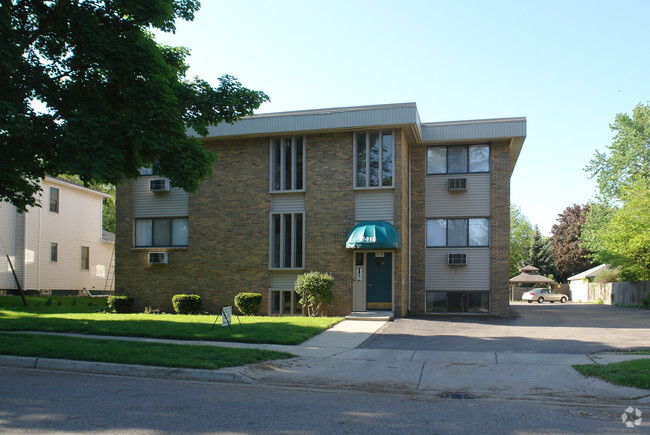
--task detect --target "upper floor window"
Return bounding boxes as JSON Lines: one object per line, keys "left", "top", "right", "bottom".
{"left": 49, "top": 187, "right": 59, "bottom": 213}
{"left": 80, "top": 246, "right": 90, "bottom": 270}
{"left": 426, "top": 218, "right": 490, "bottom": 247}
{"left": 355, "top": 130, "right": 393, "bottom": 188}
{"left": 139, "top": 167, "right": 154, "bottom": 176}
{"left": 271, "top": 136, "right": 305, "bottom": 192}
{"left": 135, "top": 218, "right": 188, "bottom": 247}
{"left": 270, "top": 212, "right": 304, "bottom": 269}
{"left": 427, "top": 145, "right": 489, "bottom": 174}
{"left": 50, "top": 242, "right": 58, "bottom": 262}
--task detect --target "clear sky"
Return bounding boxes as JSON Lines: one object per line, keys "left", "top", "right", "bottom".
{"left": 154, "top": 0, "right": 650, "bottom": 235}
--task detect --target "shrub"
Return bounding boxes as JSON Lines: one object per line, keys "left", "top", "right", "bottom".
{"left": 172, "top": 294, "right": 202, "bottom": 314}
{"left": 107, "top": 295, "right": 134, "bottom": 313}
{"left": 234, "top": 293, "right": 262, "bottom": 316}
{"left": 641, "top": 296, "right": 650, "bottom": 309}
{"left": 295, "top": 271, "right": 334, "bottom": 317}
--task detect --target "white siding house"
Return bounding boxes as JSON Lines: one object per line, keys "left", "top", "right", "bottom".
{"left": 568, "top": 264, "right": 609, "bottom": 302}
{"left": 0, "top": 177, "right": 114, "bottom": 295}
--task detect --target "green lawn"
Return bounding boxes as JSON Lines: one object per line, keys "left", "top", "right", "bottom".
{"left": 0, "top": 332, "right": 293, "bottom": 369}
{"left": 573, "top": 359, "right": 650, "bottom": 390}
{"left": 0, "top": 296, "right": 343, "bottom": 345}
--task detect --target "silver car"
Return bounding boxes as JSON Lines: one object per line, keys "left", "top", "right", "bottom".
{"left": 522, "top": 288, "right": 568, "bottom": 304}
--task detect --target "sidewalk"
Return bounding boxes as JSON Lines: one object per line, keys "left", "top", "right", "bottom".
{"left": 2, "top": 321, "right": 650, "bottom": 404}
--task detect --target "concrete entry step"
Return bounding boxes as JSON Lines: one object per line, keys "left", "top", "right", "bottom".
{"left": 345, "top": 311, "right": 394, "bottom": 321}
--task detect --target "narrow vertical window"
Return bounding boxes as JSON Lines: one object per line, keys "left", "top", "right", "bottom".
{"left": 355, "top": 130, "right": 393, "bottom": 188}
{"left": 448, "top": 147, "right": 468, "bottom": 173}
{"left": 270, "top": 212, "right": 304, "bottom": 268}
{"left": 270, "top": 136, "right": 305, "bottom": 191}
{"left": 447, "top": 219, "right": 468, "bottom": 246}
{"left": 50, "top": 242, "right": 58, "bottom": 262}
{"left": 381, "top": 131, "right": 393, "bottom": 186}
{"left": 356, "top": 132, "right": 367, "bottom": 187}
{"left": 49, "top": 187, "right": 59, "bottom": 213}
{"left": 81, "top": 246, "right": 89, "bottom": 270}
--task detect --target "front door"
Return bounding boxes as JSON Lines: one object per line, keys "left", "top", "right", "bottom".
{"left": 366, "top": 252, "right": 392, "bottom": 310}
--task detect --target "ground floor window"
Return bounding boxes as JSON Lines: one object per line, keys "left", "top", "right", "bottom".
{"left": 425, "top": 291, "right": 489, "bottom": 313}
{"left": 270, "top": 290, "right": 302, "bottom": 315}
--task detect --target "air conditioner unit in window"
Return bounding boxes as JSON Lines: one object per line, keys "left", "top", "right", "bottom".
{"left": 448, "top": 253, "right": 467, "bottom": 266}
{"left": 148, "top": 252, "right": 168, "bottom": 264}
{"left": 149, "top": 178, "right": 170, "bottom": 192}
{"left": 447, "top": 178, "right": 467, "bottom": 191}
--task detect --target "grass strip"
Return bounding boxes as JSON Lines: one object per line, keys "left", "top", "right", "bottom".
{"left": 573, "top": 359, "right": 650, "bottom": 390}
{"left": 0, "top": 332, "right": 293, "bottom": 370}
{"left": 0, "top": 311, "right": 342, "bottom": 345}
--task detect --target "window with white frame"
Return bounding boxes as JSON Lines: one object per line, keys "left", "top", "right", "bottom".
{"left": 50, "top": 242, "right": 58, "bottom": 262}
{"left": 270, "top": 212, "right": 304, "bottom": 269}
{"left": 135, "top": 218, "right": 188, "bottom": 247}
{"left": 427, "top": 145, "right": 489, "bottom": 174}
{"left": 80, "top": 246, "right": 89, "bottom": 270}
{"left": 271, "top": 136, "right": 305, "bottom": 191}
{"left": 426, "top": 218, "right": 489, "bottom": 247}
{"left": 270, "top": 290, "right": 302, "bottom": 315}
{"left": 354, "top": 130, "right": 393, "bottom": 188}
{"left": 49, "top": 187, "right": 59, "bottom": 213}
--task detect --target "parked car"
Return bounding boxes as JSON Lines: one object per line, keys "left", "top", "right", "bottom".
{"left": 522, "top": 288, "right": 568, "bottom": 304}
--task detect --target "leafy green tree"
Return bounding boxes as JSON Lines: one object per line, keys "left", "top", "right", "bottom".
{"left": 581, "top": 103, "right": 650, "bottom": 281}
{"left": 585, "top": 102, "right": 650, "bottom": 203}
{"left": 524, "top": 226, "right": 556, "bottom": 279}
{"left": 549, "top": 204, "right": 596, "bottom": 282}
{"left": 510, "top": 204, "right": 534, "bottom": 277}
{"left": 585, "top": 179, "right": 650, "bottom": 280}
{"left": 1, "top": 1, "right": 269, "bottom": 212}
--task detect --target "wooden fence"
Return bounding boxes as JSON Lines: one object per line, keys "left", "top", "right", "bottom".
{"left": 587, "top": 280, "right": 650, "bottom": 305}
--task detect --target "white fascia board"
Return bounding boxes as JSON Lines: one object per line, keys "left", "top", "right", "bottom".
{"left": 44, "top": 177, "right": 112, "bottom": 199}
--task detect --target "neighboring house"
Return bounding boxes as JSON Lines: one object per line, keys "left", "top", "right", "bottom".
{"left": 568, "top": 264, "right": 609, "bottom": 302}
{"left": 0, "top": 177, "right": 115, "bottom": 295}
{"left": 116, "top": 102, "right": 526, "bottom": 317}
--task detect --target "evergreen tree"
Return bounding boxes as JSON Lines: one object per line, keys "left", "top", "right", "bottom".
{"left": 524, "top": 226, "right": 556, "bottom": 279}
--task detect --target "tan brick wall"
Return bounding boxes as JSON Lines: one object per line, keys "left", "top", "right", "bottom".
{"left": 489, "top": 140, "right": 511, "bottom": 317}
{"left": 304, "top": 132, "right": 355, "bottom": 316}
{"left": 116, "top": 137, "right": 271, "bottom": 313}
{"left": 409, "top": 145, "right": 427, "bottom": 315}
{"left": 393, "top": 129, "right": 409, "bottom": 317}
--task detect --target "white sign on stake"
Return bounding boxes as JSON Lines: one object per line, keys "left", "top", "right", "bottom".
{"left": 222, "top": 306, "right": 232, "bottom": 327}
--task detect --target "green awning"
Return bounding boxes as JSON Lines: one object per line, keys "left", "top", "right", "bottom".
{"left": 345, "top": 221, "right": 401, "bottom": 250}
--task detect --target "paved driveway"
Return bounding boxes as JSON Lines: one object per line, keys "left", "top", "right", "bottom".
{"left": 360, "top": 302, "right": 650, "bottom": 354}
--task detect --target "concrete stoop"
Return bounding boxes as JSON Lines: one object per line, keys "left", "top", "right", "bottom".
{"left": 344, "top": 311, "right": 394, "bottom": 321}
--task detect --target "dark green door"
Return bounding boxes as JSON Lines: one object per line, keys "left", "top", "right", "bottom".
{"left": 366, "top": 252, "right": 392, "bottom": 310}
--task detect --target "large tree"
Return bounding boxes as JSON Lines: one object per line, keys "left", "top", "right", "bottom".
{"left": 549, "top": 204, "right": 596, "bottom": 282}
{"left": 510, "top": 204, "right": 534, "bottom": 277}
{"left": 525, "top": 226, "right": 556, "bottom": 279}
{"left": 1, "top": 0, "right": 269, "bottom": 211}
{"left": 582, "top": 103, "right": 650, "bottom": 281}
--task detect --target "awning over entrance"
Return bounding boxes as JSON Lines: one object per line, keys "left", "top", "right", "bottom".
{"left": 345, "top": 221, "right": 401, "bottom": 250}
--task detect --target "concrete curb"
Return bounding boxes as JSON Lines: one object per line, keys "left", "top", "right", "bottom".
{"left": 0, "top": 355, "right": 253, "bottom": 384}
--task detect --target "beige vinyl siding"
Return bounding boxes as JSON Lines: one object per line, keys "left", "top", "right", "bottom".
{"left": 0, "top": 204, "right": 17, "bottom": 289}
{"left": 425, "top": 173, "right": 490, "bottom": 217}
{"left": 133, "top": 177, "right": 188, "bottom": 218}
{"left": 270, "top": 270, "right": 300, "bottom": 289}
{"left": 20, "top": 180, "right": 114, "bottom": 291}
{"left": 354, "top": 190, "right": 394, "bottom": 223}
{"left": 271, "top": 193, "right": 305, "bottom": 212}
{"left": 425, "top": 248, "right": 490, "bottom": 291}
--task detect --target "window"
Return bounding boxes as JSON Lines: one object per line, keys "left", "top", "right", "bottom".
{"left": 427, "top": 145, "right": 489, "bottom": 174}
{"left": 81, "top": 246, "right": 89, "bottom": 270}
{"left": 270, "top": 212, "right": 304, "bottom": 269}
{"left": 135, "top": 218, "right": 188, "bottom": 247}
{"left": 49, "top": 187, "right": 59, "bottom": 213}
{"left": 271, "top": 136, "right": 305, "bottom": 191}
{"left": 270, "top": 290, "right": 302, "bottom": 315}
{"left": 426, "top": 218, "right": 489, "bottom": 247}
{"left": 354, "top": 130, "right": 393, "bottom": 188}
{"left": 426, "top": 291, "right": 489, "bottom": 313}
{"left": 50, "top": 242, "right": 58, "bottom": 262}
{"left": 139, "top": 167, "right": 154, "bottom": 175}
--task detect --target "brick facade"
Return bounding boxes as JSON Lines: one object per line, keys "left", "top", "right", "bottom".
{"left": 115, "top": 104, "right": 523, "bottom": 318}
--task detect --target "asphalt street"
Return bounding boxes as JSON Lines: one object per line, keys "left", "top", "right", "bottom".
{"left": 0, "top": 367, "right": 639, "bottom": 434}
